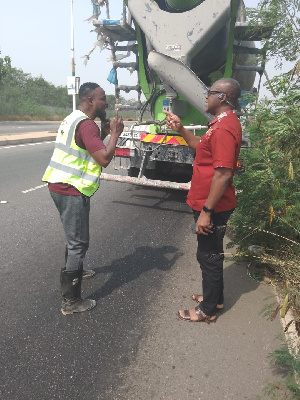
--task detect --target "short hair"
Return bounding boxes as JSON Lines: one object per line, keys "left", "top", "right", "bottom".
{"left": 78, "top": 82, "right": 100, "bottom": 101}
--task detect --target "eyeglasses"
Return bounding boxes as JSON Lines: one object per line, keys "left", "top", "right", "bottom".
{"left": 204, "top": 90, "right": 227, "bottom": 97}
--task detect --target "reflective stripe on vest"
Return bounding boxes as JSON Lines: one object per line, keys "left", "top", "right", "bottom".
{"left": 55, "top": 142, "right": 94, "bottom": 160}
{"left": 63, "top": 114, "right": 87, "bottom": 148}
{"left": 42, "top": 111, "right": 102, "bottom": 196}
{"left": 47, "top": 160, "right": 101, "bottom": 184}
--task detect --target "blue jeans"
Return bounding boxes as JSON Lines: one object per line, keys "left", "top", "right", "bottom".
{"left": 50, "top": 191, "right": 90, "bottom": 271}
{"left": 193, "top": 208, "right": 234, "bottom": 317}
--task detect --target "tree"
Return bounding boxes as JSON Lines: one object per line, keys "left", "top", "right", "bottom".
{"left": 231, "top": 0, "right": 300, "bottom": 251}
{"left": 231, "top": 84, "right": 300, "bottom": 249}
{"left": 0, "top": 56, "right": 10, "bottom": 82}
{"left": 0, "top": 55, "right": 120, "bottom": 119}
{"left": 229, "top": 1, "right": 300, "bottom": 319}
{"left": 246, "top": 0, "right": 300, "bottom": 69}
{"left": 0, "top": 55, "right": 74, "bottom": 119}
{"left": 105, "top": 94, "right": 117, "bottom": 109}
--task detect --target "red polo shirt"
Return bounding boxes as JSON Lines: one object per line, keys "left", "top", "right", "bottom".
{"left": 187, "top": 110, "right": 242, "bottom": 212}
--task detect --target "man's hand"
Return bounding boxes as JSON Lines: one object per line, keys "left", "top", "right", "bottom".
{"left": 91, "top": 109, "right": 124, "bottom": 167}
{"left": 109, "top": 109, "right": 124, "bottom": 137}
{"left": 196, "top": 212, "right": 214, "bottom": 235}
{"left": 163, "top": 110, "right": 201, "bottom": 150}
{"left": 163, "top": 110, "right": 183, "bottom": 133}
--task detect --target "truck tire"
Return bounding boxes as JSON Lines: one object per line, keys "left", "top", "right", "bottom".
{"left": 128, "top": 167, "right": 139, "bottom": 177}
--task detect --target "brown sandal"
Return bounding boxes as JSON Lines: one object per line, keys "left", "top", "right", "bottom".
{"left": 191, "top": 294, "right": 224, "bottom": 312}
{"left": 178, "top": 306, "right": 216, "bottom": 324}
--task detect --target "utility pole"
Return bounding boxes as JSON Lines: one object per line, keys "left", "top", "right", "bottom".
{"left": 70, "top": 0, "right": 76, "bottom": 111}
{"left": 67, "top": 0, "right": 79, "bottom": 110}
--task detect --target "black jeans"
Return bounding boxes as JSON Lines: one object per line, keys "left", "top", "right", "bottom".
{"left": 193, "top": 208, "right": 234, "bottom": 317}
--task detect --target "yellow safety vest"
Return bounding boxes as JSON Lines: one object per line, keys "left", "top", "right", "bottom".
{"left": 42, "top": 110, "right": 102, "bottom": 197}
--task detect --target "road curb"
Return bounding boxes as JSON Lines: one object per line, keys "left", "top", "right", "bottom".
{"left": 0, "top": 132, "right": 56, "bottom": 146}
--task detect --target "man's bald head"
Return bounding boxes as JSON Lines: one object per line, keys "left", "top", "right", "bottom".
{"left": 214, "top": 78, "right": 241, "bottom": 107}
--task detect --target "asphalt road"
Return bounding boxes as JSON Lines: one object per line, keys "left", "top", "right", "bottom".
{"left": 0, "top": 121, "right": 61, "bottom": 135}
{"left": 0, "top": 120, "right": 135, "bottom": 136}
{"left": 0, "top": 141, "right": 284, "bottom": 400}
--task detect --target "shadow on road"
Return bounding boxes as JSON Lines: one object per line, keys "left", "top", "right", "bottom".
{"left": 89, "top": 245, "right": 184, "bottom": 301}
{"left": 112, "top": 185, "right": 191, "bottom": 214}
{"left": 222, "top": 261, "right": 260, "bottom": 313}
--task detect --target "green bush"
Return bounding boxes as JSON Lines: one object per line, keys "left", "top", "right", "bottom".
{"left": 230, "top": 76, "right": 300, "bottom": 311}
{"left": 0, "top": 56, "right": 74, "bottom": 119}
{"left": 0, "top": 55, "right": 142, "bottom": 120}
{"left": 231, "top": 84, "right": 300, "bottom": 249}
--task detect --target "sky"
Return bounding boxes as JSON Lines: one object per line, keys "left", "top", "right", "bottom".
{"left": 0, "top": 0, "right": 289, "bottom": 99}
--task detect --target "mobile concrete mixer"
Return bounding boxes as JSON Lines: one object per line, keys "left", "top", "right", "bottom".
{"left": 88, "top": 0, "right": 270, "bottom": 189}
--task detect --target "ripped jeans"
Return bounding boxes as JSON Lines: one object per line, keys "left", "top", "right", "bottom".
{"left": 193, "top": 208, "right": 234, "bottom": 317}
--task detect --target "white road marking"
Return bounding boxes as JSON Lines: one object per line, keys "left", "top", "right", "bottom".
{"left": 0, "top": 141, "right": 52, "bottom": 193}
{"left": 0, "top": 141, "right": 54, "bottom": 150}
{"left": 22, "top": 184, "right": 48, "bottom": 194}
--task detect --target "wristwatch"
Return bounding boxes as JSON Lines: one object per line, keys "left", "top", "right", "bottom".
{"left": 202, "top": 205, "right": 213, "bottom": 213}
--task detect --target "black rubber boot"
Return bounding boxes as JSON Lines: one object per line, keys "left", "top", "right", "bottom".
{"left": 65, "top": 246, "right": 95, "bottom": 280}
{"left": 60, "top": 269, "right": 96, "bottom": 315}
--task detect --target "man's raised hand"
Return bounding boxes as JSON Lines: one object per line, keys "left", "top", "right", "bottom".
{"left": 163, "top": 110, "right": 183, "bottom": 133}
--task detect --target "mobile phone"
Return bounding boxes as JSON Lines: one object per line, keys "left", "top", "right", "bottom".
{"left": 190, "top": 223, "right": 197, "bottom": 234}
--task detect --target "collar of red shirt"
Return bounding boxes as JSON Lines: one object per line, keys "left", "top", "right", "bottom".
{"left": 208, "top": 109, "right": 236, "bottom": 128}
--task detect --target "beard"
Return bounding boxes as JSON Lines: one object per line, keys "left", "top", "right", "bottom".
{"left": 97, "top": 110, "right": 107, "bottom": 122}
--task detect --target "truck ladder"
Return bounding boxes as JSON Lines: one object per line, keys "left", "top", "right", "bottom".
{"left": 233, "top": 20, "right": 273, "bottom": 99}
{"left": 91, "top": 0, "right": 142, "bottom": 110}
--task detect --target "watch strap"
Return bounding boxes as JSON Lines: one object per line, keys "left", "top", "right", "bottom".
{"left": 202, "top": 205, "right": 213, "bottom": 213}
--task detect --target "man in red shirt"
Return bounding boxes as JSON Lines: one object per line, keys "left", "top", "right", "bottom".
{"left": 164, "top": 78, "right": 242, "bottom": 323}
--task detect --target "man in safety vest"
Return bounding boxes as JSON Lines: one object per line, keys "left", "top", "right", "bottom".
{"left": 42, "top": 82, "right": 124, "bottom": 315}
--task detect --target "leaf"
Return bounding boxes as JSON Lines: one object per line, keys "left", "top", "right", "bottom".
{"left": 269, "top": 205, "right": 275, "bottom": 227}
{"left": 288, "top": 161, "right": 294, "bottom": 181}
{"left": 280, "top": 294, "right": 289, "bottom": 318}
{"left": 271, "top": 304, "right": 281, "bottom": 321}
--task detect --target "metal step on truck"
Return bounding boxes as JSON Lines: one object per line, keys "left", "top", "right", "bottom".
{"left": 86, "top": 0, "right": 272, "bottom": 190}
